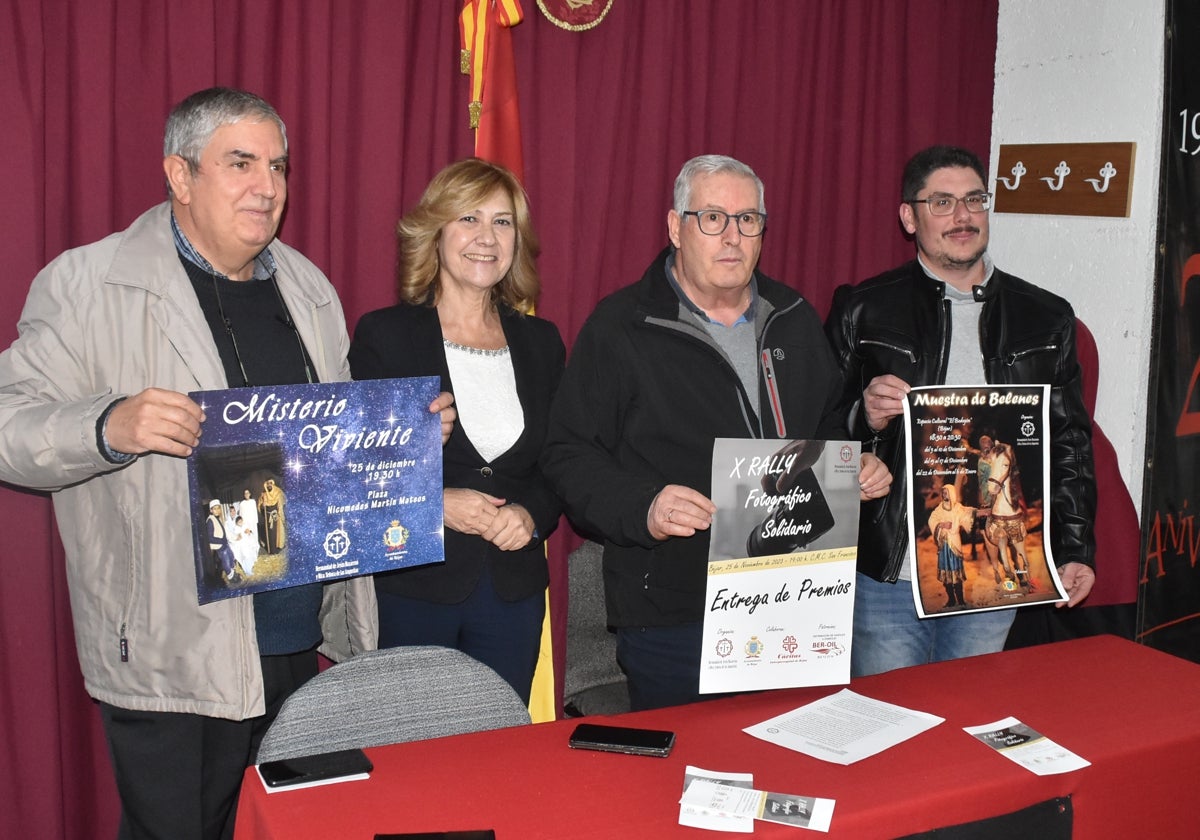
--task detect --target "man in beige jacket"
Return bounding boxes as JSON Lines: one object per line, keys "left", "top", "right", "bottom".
{"left": 0, "top": 88, "right": 453, "bottom": 840}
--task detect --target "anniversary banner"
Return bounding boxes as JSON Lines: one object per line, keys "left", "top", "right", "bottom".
{"left": 1139, "top": 0, "right": 1200, "bottom": 660}
{"left": 186, "top": 376, "right": 443, "bottom": 604}
{"left": 700, "top": 438, "right": 861, "bottom": 694}
{"left": 902, "top": 385, "right": 1067, "bottom": 619}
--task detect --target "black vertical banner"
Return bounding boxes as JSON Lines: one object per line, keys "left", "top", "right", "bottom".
{"left": 1138, "top": 0, "right": 1200, "bottom": 658}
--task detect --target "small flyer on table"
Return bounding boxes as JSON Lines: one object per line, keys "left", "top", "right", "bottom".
{"left": 679, "top": 766, "right": 755, "bottom": 833}
{"left": 700, "top": 439, "right": 860, "bottom": 695}
{"left": 186, "top": 376, "right": 444, "bottom": 604}
{"left": 963, "top": 716, "right": 1091, "bottom": 776}
{"left": 679, "top": 779, "right": 836, "bottom": 833}
{"left": 902, "top": 384, "right": 1067, "bottom": 618}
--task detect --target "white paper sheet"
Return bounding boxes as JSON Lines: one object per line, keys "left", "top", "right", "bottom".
{"left": 743, "top": 688, "right": 944, "bottom": 765}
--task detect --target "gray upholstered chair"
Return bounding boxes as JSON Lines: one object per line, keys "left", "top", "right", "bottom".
{"left": 256, "top": 645, "right": 532, "bottom": 762}
{"left": 563, "top": 540, "right": 631, "bottom": 716}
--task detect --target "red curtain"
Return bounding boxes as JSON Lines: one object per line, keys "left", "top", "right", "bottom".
{"left": 0, "top": 2, "right": 996, "bottom": 836}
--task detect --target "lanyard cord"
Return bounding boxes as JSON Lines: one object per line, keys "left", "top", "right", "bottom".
{"left": 209, "top": 273, "right": 315, "bottom": 386}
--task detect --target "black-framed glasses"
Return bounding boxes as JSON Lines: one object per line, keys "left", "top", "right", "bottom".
{"left": 681, "top": 209, "right": 767, "bottom": 237}
{"left": 908, "top": 192, "right": 992, "bottom": 216}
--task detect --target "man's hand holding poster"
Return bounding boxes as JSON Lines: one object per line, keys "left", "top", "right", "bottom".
{"left": 701, "top": 439, "right": 861, "bottom": 694}
{"left": 186, "top": 377, "right": 444, "bottom": 604}
{"left": 902, "top": 384, "right": 1068, "bottom": 618}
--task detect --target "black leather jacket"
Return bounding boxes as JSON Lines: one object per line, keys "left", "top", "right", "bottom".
{"left": 825, "top": 260, "right": 1095, "bottom": 582}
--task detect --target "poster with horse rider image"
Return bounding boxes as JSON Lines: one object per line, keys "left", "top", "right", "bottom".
{"left": 902, "top": 384, "right": 1068, "bottom": 618}
{"left": 185, "top": 376, "right": 444, "bottom": 605}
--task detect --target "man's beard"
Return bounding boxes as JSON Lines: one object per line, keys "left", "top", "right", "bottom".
{"left": 921, "top": 229, "right": 986, "bottom": 272}
{"left": 941, "top": 247, "right": 986, "bottom": 271}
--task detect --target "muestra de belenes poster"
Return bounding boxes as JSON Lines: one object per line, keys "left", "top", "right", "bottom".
{"left": 186, "top": 376, "right": 443, "bottom": 604}
{"left": 902, "top": 384, "right": 1068, "bottom": 619}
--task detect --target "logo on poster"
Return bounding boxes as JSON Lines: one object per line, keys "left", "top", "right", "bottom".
{"left": 383, "top": 520, "right": 410, "bottom": 553}
{"left": 811, "top": 639, "right": 845, "bottom": 657}
{"left": 716, "top": 638, "right": 734, "bottom": 658}
{"left": 323, "top": 527, "right": 351, "bottom": 560}
{"left": 745, "top": 636, "right": 765, "bottom": 658}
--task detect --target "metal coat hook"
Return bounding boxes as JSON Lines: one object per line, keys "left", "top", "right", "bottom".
{"left": 997, "top": 161, "right": 1026, "bottom": 190}
{"left": 994, "top": 142, "right": 1134, "bottom": 217}
{"left": 1040, "top": 161, "right": 1070, "bottom": 191}
{"left": 1084, "top": 161, "right": 1118, "bottom": 193}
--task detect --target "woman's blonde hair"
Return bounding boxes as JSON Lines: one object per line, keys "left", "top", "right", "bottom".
{"left": 397, "top": 158, "right": 540, "bottom": 311}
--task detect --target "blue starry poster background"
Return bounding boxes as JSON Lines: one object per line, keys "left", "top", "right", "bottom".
{"left": 186, "top": 376, "right": 443, "bottom": 604}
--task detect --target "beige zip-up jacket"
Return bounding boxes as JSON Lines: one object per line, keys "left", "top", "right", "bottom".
{"left": 0, "top": 203, "right": 376, "bottom": 720}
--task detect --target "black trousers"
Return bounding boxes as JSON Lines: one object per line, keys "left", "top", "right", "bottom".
{"left": 99, "top": 650, "right": 318, "bottom": 840}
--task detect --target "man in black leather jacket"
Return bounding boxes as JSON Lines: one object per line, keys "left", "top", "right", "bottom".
{"left": 825, "top": 145, "right": 1096, "bottom": 677}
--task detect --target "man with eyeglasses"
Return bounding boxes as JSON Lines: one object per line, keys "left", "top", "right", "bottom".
{"left": 543, "top": 154, "right": 891, "bottom": 711}
{"left": 825, "top": 145, "right": 1096, "bottom": 677}
{"left": 0, "top": 88, "right": 454, "bottom": 839}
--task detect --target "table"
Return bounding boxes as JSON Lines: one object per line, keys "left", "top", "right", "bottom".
{"left": 235, "top": 636, "right": 1200, "bottom": 838}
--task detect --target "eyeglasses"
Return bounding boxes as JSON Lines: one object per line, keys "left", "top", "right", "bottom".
{"left": 681, "top": 209, "right": 767, "bottom": 237}
{"left": 908, "top": 192, "right": 992, "bottom": 216}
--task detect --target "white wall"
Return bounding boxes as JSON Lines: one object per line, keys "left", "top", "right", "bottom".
{"left": 990, "top": 0, "right": 1164, "bottom": 514}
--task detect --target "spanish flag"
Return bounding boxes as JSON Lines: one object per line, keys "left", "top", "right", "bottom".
{"left": 462, "top": 2, "right": 556, "bottom": 723}
{"left": 460, "top": 0, "right": 525, "bottom": 181}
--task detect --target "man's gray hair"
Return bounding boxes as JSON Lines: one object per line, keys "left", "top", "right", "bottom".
{"left": 672, "top": 155, "right": 766, "bottom": 214}
{"left": 163, "top": 87, "right": 287, "bottom": 171}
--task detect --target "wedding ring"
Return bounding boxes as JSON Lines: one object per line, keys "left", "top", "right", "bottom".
{"left": 667, "top": 509, "right": 674, "bottom": 523}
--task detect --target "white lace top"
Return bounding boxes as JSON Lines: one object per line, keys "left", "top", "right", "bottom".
{"left": 443, "top": 339, "right": 524, "bottom": 462}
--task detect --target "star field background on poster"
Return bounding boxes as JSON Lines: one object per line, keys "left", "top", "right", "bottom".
{"left": 186, "top": 376, "right": 444, "bottom": 604}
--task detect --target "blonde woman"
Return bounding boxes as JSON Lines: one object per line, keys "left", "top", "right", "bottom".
{"left": 349, "top": 159, "right": 564, "bottom": 703}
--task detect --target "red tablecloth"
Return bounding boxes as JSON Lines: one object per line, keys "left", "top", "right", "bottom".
{"left": 235, "top": 636, "right": 1200, "bottom": 839}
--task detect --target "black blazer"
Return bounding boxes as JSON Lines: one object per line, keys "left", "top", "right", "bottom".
{"left": 349, "top": 302, "right": 565, "bottom": 603}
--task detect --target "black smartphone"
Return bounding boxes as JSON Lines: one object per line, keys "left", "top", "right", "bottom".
{"left": 257, "top": 748, "right": 374, "bottom": 788}
{"left": 568, "top": 723, "right": 676, "bottom": 757}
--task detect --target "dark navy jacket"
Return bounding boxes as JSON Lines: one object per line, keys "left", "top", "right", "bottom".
{"left": 542, "top": 247, "right": 847, "bottom": 627}
{"left": 350, "top": 302, "right": 564, "bottom": 603}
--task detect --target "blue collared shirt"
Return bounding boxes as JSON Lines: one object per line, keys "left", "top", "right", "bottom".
{"left": 170, "top": 212, "right": 277, "bottom": 281}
